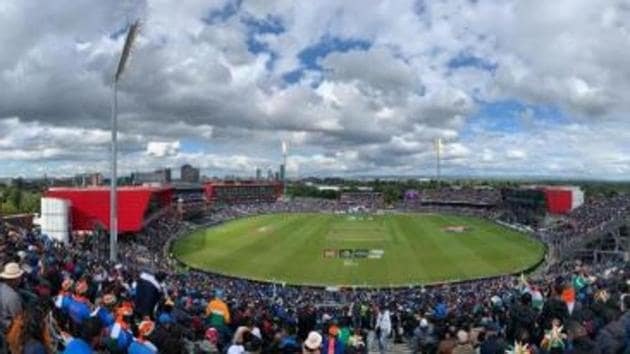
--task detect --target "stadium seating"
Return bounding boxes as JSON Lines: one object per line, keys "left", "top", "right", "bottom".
{"left": 0, "top": 194, "right": 628, "bottom": 353}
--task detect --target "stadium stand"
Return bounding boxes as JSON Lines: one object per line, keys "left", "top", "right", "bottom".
{"left": 0, "top": 192, "right": 628, "bottom": 353}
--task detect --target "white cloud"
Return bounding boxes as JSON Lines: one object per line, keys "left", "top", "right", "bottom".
{"left": 0, "top": 0, "right": 629, "bottom": 179}
{"left": 146, "top": 141, "right": 180, "bottom": 157}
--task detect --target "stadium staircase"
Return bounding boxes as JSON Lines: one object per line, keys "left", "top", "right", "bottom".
{"left": 558, "top": 216, "right": 629, "bottom": 262}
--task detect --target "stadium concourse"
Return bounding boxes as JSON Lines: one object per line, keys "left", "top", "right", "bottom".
{"left": 0, "top": 190, "right": 629, "bottom": 354}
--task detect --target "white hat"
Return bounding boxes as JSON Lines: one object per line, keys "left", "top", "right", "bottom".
{"left": 304, "top": 331, "right": 322, "bottom": 350}
{"left": 457, "top": 330, "right": 468, "bottom": 344}
{"left": 0, "top": 263, "right": 24, "bottom": 279}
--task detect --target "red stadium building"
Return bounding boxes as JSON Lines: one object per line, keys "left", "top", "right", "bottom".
{"left": 203, "top": 180, "right": 283, "bottom": 205}
{"left": 542, "top": 186, "right": 584, "bottom": 215}
{"left": 45, "top": 186, "right": 173, "bottom": 233}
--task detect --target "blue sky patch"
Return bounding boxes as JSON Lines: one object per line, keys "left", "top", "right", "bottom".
{"left": 202, "top": 0, "right": 242, "bottom": 25}
{"left": 280, "top": 36, "right": 371, "bottom": 84}
{"left": 298, "top": 36, "right": 371, "bottom": 70}
{"left": 448, "top": 53, "right": 497, "bottom": 72}
{"left": 461, "top": 100, "right": 569, "bottom": 139}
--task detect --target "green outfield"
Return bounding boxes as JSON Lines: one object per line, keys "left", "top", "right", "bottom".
{"left": 173, "top": 213, "right": 545, "bottom": 287}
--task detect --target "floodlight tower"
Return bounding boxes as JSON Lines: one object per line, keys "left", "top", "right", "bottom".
{"left": 434, "top": 137, "right": 442, "bottom": 182}
{"left": 282, "top": 141, "right": 288, "bottom": 197}
{"left": 110, "top": 21, "right": 140, "bottom": 262}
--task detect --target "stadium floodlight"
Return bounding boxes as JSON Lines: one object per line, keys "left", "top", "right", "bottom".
{"left": 434, "top": 137, "right": 442, "bottom": 182}
{"left": 110, "top": 20, "right": 140, "bottom": 262}
{"left": 282, "top": 141, "right": 288, "bottom": 197}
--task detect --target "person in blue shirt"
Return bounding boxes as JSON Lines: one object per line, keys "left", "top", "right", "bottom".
{"left": 67, "top": 280, "right": 92, "bottom": 327}
{"left": 62, "top": 317, "right": 102, "bottom": 354}
{"left": 92, "top": 293, "right": 116, "bottom": 327}
{"left": 104, "top": 304, "right": 134, "bottom": 352}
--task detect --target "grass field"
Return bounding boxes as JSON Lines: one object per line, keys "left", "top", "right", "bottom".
{"left": 173, "top": 213, "right": 545, "bottom": 287}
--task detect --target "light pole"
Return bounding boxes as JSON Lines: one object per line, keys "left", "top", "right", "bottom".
{"left": 434, "top": 137, "right": 442, "bottom": 183}
{"left": 110, "top": 21, "right": 140, "bottom": 262}
{"left": 282, "top": 141, "right": 288, "bottom": 197}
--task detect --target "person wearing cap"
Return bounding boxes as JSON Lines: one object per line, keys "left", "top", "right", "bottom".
{"left": 150, "top": 310, "right": 184, "bottom": 354}
{"left": 413, "top": 318, "right": 436, "bottom": 354}
{"left": 452, "top": 330, "right": 475, "bottom": 354}
{"left": 303, "top": 331, "right": 322, "bottom": 354}
{"left": 128, "top": 319, "right": 158, "bottom": 354}
{"left": 0, "top": 262, "right": 24, "bottom": 332}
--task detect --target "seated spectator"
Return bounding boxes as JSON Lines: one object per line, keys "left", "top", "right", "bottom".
{"left": 0, "top": 262, "right": 24, "bottom": 332}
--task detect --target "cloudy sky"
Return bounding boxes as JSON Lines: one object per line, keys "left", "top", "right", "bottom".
{"left": 1, "top": 0, "right": 629, "bottom": 179}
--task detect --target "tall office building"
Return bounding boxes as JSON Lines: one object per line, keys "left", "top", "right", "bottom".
{"left": 181, "top": 164, "right": 200, "bottom": 183}
{"left": 279, "top": 164, "right": 286, "bottom": 181}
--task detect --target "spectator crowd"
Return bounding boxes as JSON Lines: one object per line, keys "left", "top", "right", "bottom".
{"left": 0, "top": 194, "right": 628, "bottom": 354}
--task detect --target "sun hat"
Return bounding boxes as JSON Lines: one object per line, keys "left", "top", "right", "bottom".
{"left": 0, "top": 262, "right": 24, "bottom": 279}
{"left": 457, "top": 330, "right": 469, "bottom": 344}
{"left": 304, "top": 331, "right": 323, "bottom": 350}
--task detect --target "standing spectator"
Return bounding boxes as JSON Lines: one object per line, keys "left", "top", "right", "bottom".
{"left": 541, "top": 280, "right": 570, "bottom": 329}
{"left": 507, "top": 292, "right": 537, "bottom": 344}
{"left": 135, "top": 272, "right": 165, "bottom": 318}
{"left": 374, "top": 305, "right": 391, "bottom": 354}
{"left": 321, "top": 326, "right": 344, "bottom": 354}
{"left": 0, "top": 263, "right": 24, "bottom": 332}
{"left": 205, "top": 288, "right": 231, "bottom": 342}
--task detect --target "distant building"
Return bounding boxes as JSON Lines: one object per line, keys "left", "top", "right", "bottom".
{"left": 74, "top": 173, "right": 103, "bottom": 187}
{"left": 274, "top": 172, "right": 280, "bottom": 181}
{"left": 256, "top": 168, "right": 262, "bottom": 180}
{"left": 279, "top": 164, "right": 286, "bottom": 181}
{"left": 267, "top": 169, "right": 273, "bottom": 180}
{"left": 131, "top": 168, "right": 171, "bottom": 185}
{"left": 204, "top": 180, "right": 283, "bottom": 205}
{"left": 181, "top": 164, "right": 200, "bottom": 183}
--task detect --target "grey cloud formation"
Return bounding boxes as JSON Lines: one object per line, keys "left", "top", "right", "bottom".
{"left": 0, "top": 0, "right": 629, "bottom": 178}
